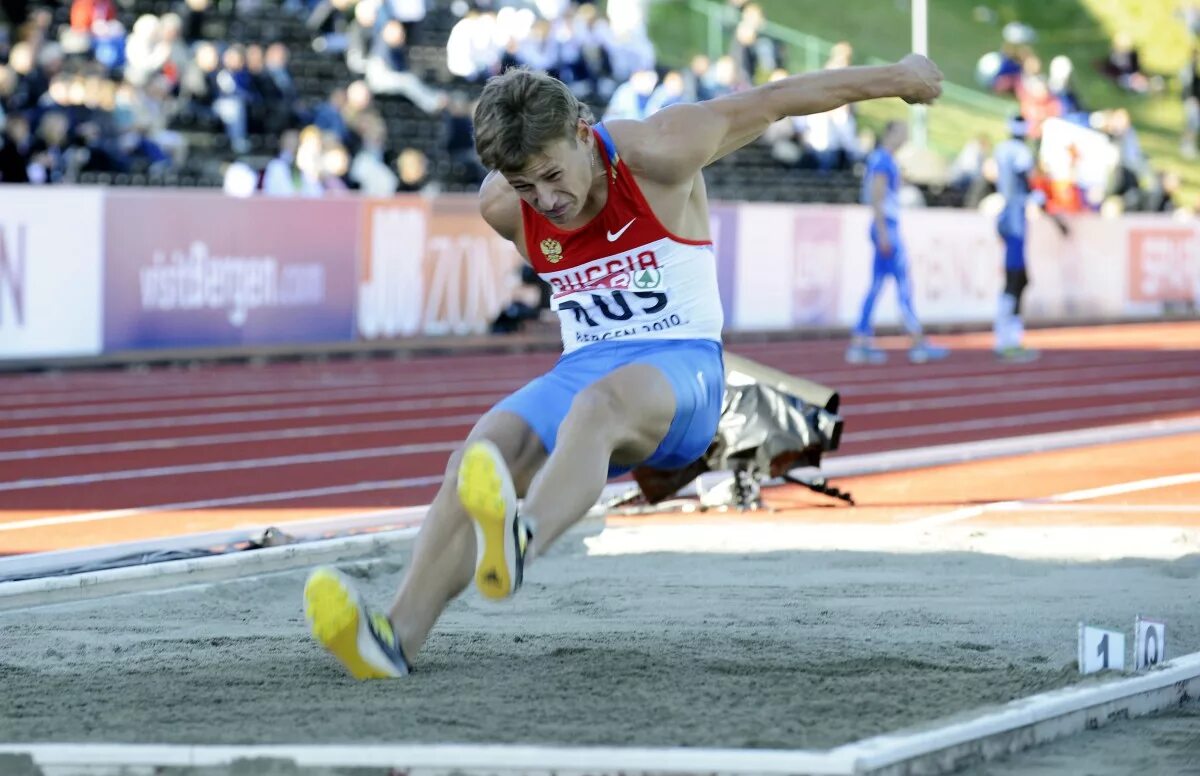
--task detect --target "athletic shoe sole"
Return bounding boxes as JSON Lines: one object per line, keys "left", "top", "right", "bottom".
{"left": 458, "top": 440, "right": 520, "bottom": 600}
{"left": 304, "top": 567, "right": 406, "bottom": 679}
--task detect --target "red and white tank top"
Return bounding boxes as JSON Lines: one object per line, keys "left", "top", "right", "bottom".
{"left": 520, "top": 124, "right": 724, "bottom": 354}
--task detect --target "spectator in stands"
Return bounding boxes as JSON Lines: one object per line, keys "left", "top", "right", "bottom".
{"left": 213, "top": 43, "right": 253, "bottom": 153}
{"left": 158, "top": 14, "right": 190, "bottom": 87}
{"left": 366, "top": 18, "right": 446, "bottom": 113}
{"left": 1015, "top": 76, "right": 1060, "bottom": 139}
{"left": 395, "top": 146, "right": 435, "bottom": 193}
{"left": 948, "top": 133, "right": 992, "bottom": 193}
{"left": 442, "top": 91, "right": 484, "bottom": 184}
{"left": 1181, "top": 1, "right": 1200, "bottom": 38}
{"left": 321, "top": 140, "right": 352, "bottom": 192}
{"left": 1104, "top": 108, "right": 1148, "bottom": 210}
{"left": 342, "top": 78, "right": 374, "bottom": 142}
{"left": 1183, "top": 47, "right": 1199, "bottom": 159}
{"left": 27, "top": 110, "right": 71, "bottom": 183}
{"left": 253, "top": 42, "right": 298, "bottom": 135}
{"left": 683, "top": 54, "right": 713, "bottom": 102}
{"left": 178, "top": 0, "right": 209, "bottom": 44}
{"left": 262, "top": 126, "right": 323, "bottom": 196}
{"left": 67, "top": 0, "right": 116, "bottom": 54}
{"left": 0, "top": 113, "right": 32, "bottom": 182}
{"left": 384, "top": 0, "right": 426, "bottom": 32}
{"left": 977, "top": 43, "right": 1025, "bottom": 95}
{"left": 827, "top": 40, "right": 853, "bottom": 70}
{"left": 1103, "top": 32, "right": 1154, "bottom": 94}
{"left": 8, "top": 42, "right": 47, "bottom": 113}
{"left": 349, "top": 111, "right": 398, "bottom": 194}
{"left": 445, "top": 10, "right": 497, "bottom": 82}
{"left": 124, "top": 15, "right": 170, "bottom": 88}
{"left": 645, "top": 69, "right": 685, "bottom": 115}
{"left": 312, "top": 86, "right": 349, "bottom": 142}
{"left": 346, "top": 0, "right": 378, "bottom": 74}
{"left": 603, "top": 67, "right": 657, "bottom": 120}
{"left": 1047, "top": 55, "right": 1084, "bottom": 119}
{"left": 576, "top": 4, "right": 616, "bottom": 98}
{"left": 707, "top": 54, "right": 744, "bottom": 98}
{"left": 1145, "top": 169, "right": 1182, "bottom": 213}
{"left": 92, "top": 19, "right": 126, "bottom": 74}
{"left": 179, "top": 40, "right": 218, "bottom": 124}
{"left": 310, "top": 0, "right": 355, "bottom": 54}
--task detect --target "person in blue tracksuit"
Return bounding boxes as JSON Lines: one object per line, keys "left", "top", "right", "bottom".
{"left": 846, "top": 121, "right": 948, "bottom": 365}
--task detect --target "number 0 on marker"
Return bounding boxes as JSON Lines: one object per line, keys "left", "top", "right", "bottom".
{"left": 1134, "top": 617, "right": 1166, "bottom": 671}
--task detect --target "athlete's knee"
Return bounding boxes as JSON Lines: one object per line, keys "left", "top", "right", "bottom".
{"left": 457, "top": 411, "right": 545, "bottom": 493}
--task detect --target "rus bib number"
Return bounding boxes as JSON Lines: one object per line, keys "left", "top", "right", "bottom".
{"left": 559, "top": 290, "right": 668, "bottom": 328}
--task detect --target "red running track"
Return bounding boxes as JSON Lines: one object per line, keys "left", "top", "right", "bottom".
{"left": 1, "top": 322, "right": 1198, "bottom": 552}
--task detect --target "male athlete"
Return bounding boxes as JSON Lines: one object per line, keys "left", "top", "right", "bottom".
{"left": 993, "top": 116, "right": 1063, "bottom": 362}
{"left": 304, "top": 55, "right": 944, "bottom": 679}
{"left": 845, "top": 120, "right": 948, "bottom": 365}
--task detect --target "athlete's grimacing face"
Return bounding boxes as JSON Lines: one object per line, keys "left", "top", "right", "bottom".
{"left": 503, "top": 124, "right": 596, "bottom": 225}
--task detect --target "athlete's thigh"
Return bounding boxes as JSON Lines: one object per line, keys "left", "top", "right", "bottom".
{"left": 605, "top": 341, "right": 724, "bottom": 470}
{"left": 583, "top": 362, "right": 678, "bottom": 467}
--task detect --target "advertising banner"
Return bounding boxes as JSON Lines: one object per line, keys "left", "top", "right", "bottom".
{"left": 0, "top": 188, "right": 103, "bottom": 359}
{"left": 103, "top": 192, "right": 359, "bottom": 350}
{"left": 358, "top": 196, "right": 523, "bottom": 338}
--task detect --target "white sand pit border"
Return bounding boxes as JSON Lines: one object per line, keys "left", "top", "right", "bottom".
{"left": 2, "top": 651, "right": 1197, "bottom": 775}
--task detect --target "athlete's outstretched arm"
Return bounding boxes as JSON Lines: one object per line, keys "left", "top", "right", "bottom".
{"left": 623, "top": 54, "right": 943, "bottom": 183}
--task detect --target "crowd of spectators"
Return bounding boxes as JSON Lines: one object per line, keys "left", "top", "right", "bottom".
{"left": 971, "top": 15, "right": 1194, "bottom": 216}
{"left": 1, "top": 0, "right": 1194, "bottom": 214}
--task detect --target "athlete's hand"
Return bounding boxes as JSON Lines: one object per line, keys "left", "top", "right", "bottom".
{"left": 896, "top": 54, "right": 943, "bottom": 105}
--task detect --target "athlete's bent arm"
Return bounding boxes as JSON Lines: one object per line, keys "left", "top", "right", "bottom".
{"left": 621, "top": 54, "right": 944, "bottom": 183}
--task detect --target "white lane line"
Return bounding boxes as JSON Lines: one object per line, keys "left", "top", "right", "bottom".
{"left": 12, "top": 379, "right": 1196, "bottom": 461}
{"left": 7, "top": 370, "right": 1200, "bottom": 450}
{"left": 848, "top": 375, "right": 1200, "bottom": 415}
{"left": 849, "top": 397, "right": 1200, "bottom": 443}
{"left": 1037, "top": 471, "right": 1200, "bottom": 503}
{"left": 840, "top": 358, "right": 1200, "bottom": 397}
{"left": 0, "top": 367, "right": 550, "bottom": 408}
{"left": 907, "top": 472, "right": 1200, "bottom": 529}
{"left": 0, "top": 378, "right": 527, "bottom": 421}
{"left": 0, "top": 394, "right": 500, "bottom": 440}
{"left": 7, "top": 415, "right": 1199, "bottom": 542}
{"left": 0, "top": 476, "right": 443, "bottom": 533}
{"left": 0, "top": 442, "right": 457, "bottom": 493}
{"left": 1001, "top": 503, "right": 1200, "bottom": 513}
{"left": 0, "top": 414, "right": 479, "bottom": 462}
{"left": 752, "top": 351, "right": 1198, "bottom": 389}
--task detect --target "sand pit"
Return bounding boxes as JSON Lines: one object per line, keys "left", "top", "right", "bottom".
{"left": 2, "top": 525, "right": 1198, "bottom": 760}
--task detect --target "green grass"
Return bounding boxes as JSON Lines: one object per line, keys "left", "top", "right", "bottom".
{"left": 647, "top": 0, "right": 1197, "bottom": 201}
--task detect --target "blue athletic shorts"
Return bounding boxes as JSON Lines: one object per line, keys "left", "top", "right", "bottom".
{"left": 1001, "top": 233, "right": 1026, "bottom": 272}
{"left": 494, "top": 338, "right": 725, "bottom": 478}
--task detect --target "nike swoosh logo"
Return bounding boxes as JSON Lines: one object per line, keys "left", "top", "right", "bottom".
{"left": 606, "top": 219, "right": 636, "bottom": 242}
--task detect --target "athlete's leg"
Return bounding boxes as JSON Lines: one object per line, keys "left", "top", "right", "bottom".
{"left": 853, "top": 260, "right": 888, "bottom": 339}
{"left": 848, "top": 249, "right": 891, "bottom": 364}
{"left": 1006, "top": 267, "right": 1030, "bottom": 348}
{"left": 890, "top": 246, "right": 923, "bottom": 339}
{"left": 387, "top": 410, "right": 546, "bottom": 658}
{"left": 520, "top": 363, "right": 676, "bottom": 558}
{"left": 304, "top": 408, "right": 548, "bottom": 678}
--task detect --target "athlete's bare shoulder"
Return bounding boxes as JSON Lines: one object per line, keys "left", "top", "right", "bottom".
{"left": 605, "top": 106, "right": 716, "bottom": 187}
{"left": 479, "top": 170, "right": 522, "bottom": 244}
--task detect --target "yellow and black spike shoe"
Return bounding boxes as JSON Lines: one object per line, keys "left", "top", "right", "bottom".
{"left": 303, "top": 567, "right": 411, "bottom": 679}
{"left": 457, "top": 440, "right": 529, "bottom": 600}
